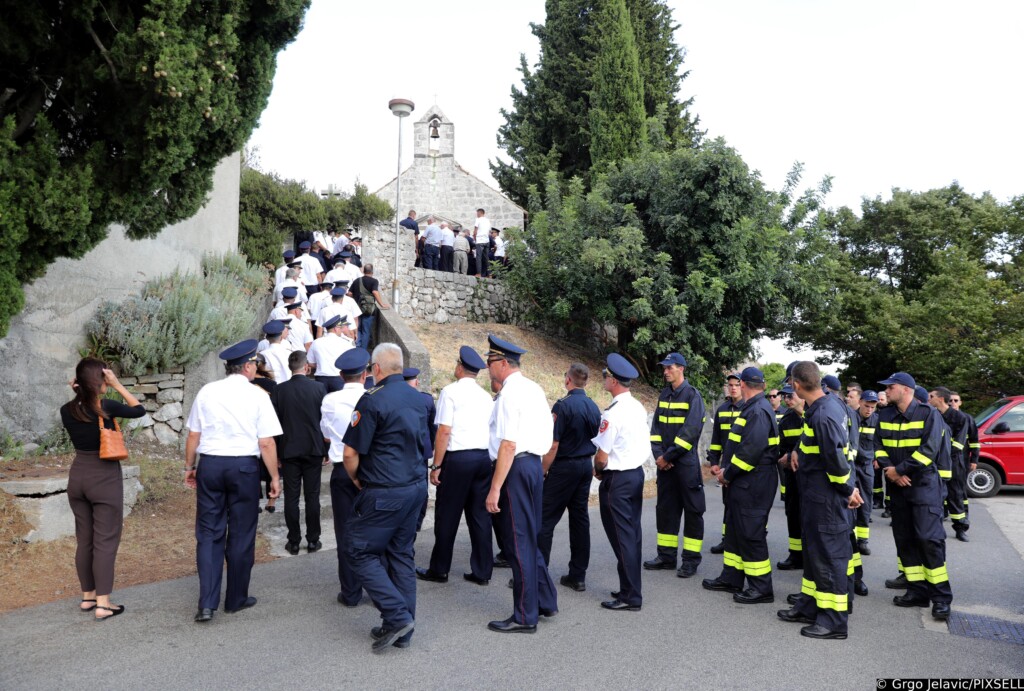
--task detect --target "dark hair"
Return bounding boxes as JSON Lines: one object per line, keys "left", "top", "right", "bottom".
{"left": 225, "top": 362, "right": 248, "bottom": 376}
{"left": 69, "top": 357, "right": 107, "bottom": 423}
{"left": 288, "top": 350, "right": 308, "bottom": 373}
{"left": 931, "top": 386, "right": 952, "bottom": 403}
{"left": 343, "top": 371, "right": 364, "bottom": 384}
{"left": 567, "top": 363, "right": 589, "bottom": 388}
{"left": 791, "top": 361, "right": 821, "bottom": 391}
{"left": 267, "top": 332, "right": 284, "bottom": 343}
{"left": 363, "top": 264, "right": 374, "bottom": 275}
{"left": 847, "top": 382, "right": 863, "bottom": 394}
{"left": 477, "top": 208, "right": 485, "bottom": 214}
{"left": 255, "top": 354, "right": 274, "bottom": 381}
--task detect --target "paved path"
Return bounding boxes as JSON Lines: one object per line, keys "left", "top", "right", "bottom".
{"left": 3, "top": 488, "right": 1022, "bottom": 690}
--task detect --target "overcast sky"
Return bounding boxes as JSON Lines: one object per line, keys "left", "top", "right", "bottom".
{"left": 247, "top": 0, "right": 1024, "bottom": 367}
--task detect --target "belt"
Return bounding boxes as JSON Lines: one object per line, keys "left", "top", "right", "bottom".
{"left": 362, "top": 480, "right": 422, "bottom": 490}
{"left": 514, "top": 452, "right": 540, "bottom": 461}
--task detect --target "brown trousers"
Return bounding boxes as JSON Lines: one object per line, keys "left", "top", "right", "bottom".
{"left": 67, "top": 450, "right": 124, "bottom": 596}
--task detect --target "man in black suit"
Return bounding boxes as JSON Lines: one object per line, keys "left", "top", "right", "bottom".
{"left": 270, "top": 351, "right": 328, "bottom": 554}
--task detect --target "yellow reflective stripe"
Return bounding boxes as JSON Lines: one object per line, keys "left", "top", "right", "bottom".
{"left": 801, "top": 425, "right": 815, "bottom": 438}
{"left": 800, "top": 443, "right": 820, "bottom": 454}
{"left": 879, "top": 421, "right": 925, "bottom": 431}
{"left": 948, "top": 512, "right": 967, "bottom": 520}
{"left": 854, "top": 526, "right": 869, "bottom": 539}
{"left": 847, "top": 561, "right": 855, "bottom": 576}
{"left": 682, "top": 537, "right": 702, "bottom": 553}
{"left": 860, "top": 427, "right": 875, "bottom": 435}
{"left": 783, "top": 428, "right": 802, "bottom": 437}
{"left": 735, "top": 417, "right": 747, "bottom": 427}
{"left": 732, "top": 457, "right": 754, "bottom": 472}
{"left": 881, "top": 438, "right": 922, "bottom": 448}
{"left": 903, "top": 565, "right": 925, "bottom": 582}
{"left": 719, "top": 424, "right": 732, "bottom": 431}
{"left": 938, "top": 469, "right": 952, "bottom": 479}
{"left": 911, "top": 451, "right": 933, "bottom": 466}
{"left": 814, "top": 591, "right": 849, "bottom": 612}
{"left": 722, "top": 551, "right": 743, "bottom": 569}
{"left": 969, "top": 443, "right": 981, "bottom": 449}
{"left": 789, "top": 538, "right": 803, "bottom": 552}
{"left": 657, "top": 533, "right": 679, "bottom": 548}
{"left": 768, "top": 436, "right": 780, "bottom": 445}
{"left": 964, "top": 499, "right": 970, "bottom": 505}
{"left": 728, "top": 432, "right": 743, "bottom": 443}
{"left": 780, "top": 485, "right": 787, "bottom": 495}
{"left": 827, "top": 471, "right": 850, "bottom": 484}
{"left": 650, "top": 435, "right": 663, "bottom": 442}
{"left": 924, "top": 565, "right": 948, "bottom": 584}
{"left": 872, "top": 487, "right": 883, "bottom": 493}
{"left": 673, "top": 436, "right": 693, "bottom": 451}
{"left": 850, "top": 552, "right": 862, "bottom": 569}
{"left": 658, "top": 415, "right": 687, "bottom": 424}
{"left": 659, "top": 401, "right": 690, "bottom": 409}
{"left": 743, "top": 559, "right": 771, "bottom": 577}
{"left": 951, "top": 440, "right": 965, "bottom": 450}
{"left": 876, "top": 449, "right": 889, "bottom": 458}
{"left": 721, "top": 523, "right": 726, "bottom": 535}
{"left": 709, "top": 444, "right": 722, "bottom": 452}
{"left": 719, "top": 411, "right": 740, "bottom": 418}
{"left": 801, "top": 578, "right": 816, "bottom": 596}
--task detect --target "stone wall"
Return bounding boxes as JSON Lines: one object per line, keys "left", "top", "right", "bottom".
{"left": 374, "top": 308, "right": 432, "bottom": 391}
{"left": 120, "top": 368, "right": 187, "bottom": 446}
{"left": 0, "top": 154, "right": 241, "bottom": 442}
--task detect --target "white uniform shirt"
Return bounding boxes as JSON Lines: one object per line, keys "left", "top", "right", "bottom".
{"left": 344, "top": 262, "right": 363, "bottom": 287}
{"left": 187, "top": 374, "right": 283, "bottom": 455}
{"left": 274, "top": 263, "right": 290, "bottom": 286}
{"left": 262, "top": 342, "right": 293, "bottom": 383}
{"left": 591, "top": 391, "right": 649, "bottom": 471}
{"left": 324, "top": 267, "right": 347, "bottom": 284}
{"left": 307, "top": 290, "right": 332, "bottom": 326}
{"left": 474, "top": 216, "right": 491, "bottom": 244}
{"left": 313, "top": 230, "right": 329, "bottom": 251}
{"left": 308, "top": 333, "right": 354, "bottom": 377}
{"left": 321, "top": 383, "right": 365, "bottom": 464}
{"left": 494, "top": 236, "right": 506, "bottom": 258}
{"left": 440, "top": 226, "right": 455, "bottom": 247}
{"left": 318, "top": 300, "right": 359, "bottom": 331}
{"left": 286, "top": 317, "right": 313, "bottom": 352}
{"left": 332, "top": 235, "right": 350, "bottom": 255}
{"left": 297, "top": 253, "right": 323, "bottom": 286}
{"left": 436, "top": 377, "right": 495, "bottom": 452}
{"left": 274, "top": 278, "right": 308, "bottom": 304}
{"left": 488, "top": 371, "right": 553, "bottom": 459}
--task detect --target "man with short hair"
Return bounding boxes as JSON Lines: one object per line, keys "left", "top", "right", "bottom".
{"left": 184, "top": 340, "right": 283, "bottom": 623}
{"left": 950, "top": 391, "right": 980, "bottom": 479}
{"left": 342, "top": 343, "right": 432, "bottom": 652}
{"left": 473, "top": 208, "right": 491, "bottom": 278}
{"left": 452, "top": 229, "right": 471, "bottom": 275}
{"left": 846, "top": 383, "right": 863, "bottom": 410}
{"left": 296, "top": 240, "right": 324, "bottom": 288}
{"left": 854, "top": 390, "right": 880, "bottom": 557}
{"left": 776, "top": 384, "right": 806, "bottom": 571}
{"left": 706, "top": 373, "right": 742, "bottom": 554}
{"left": 645, "top": 352, "right": 707, "bottom": 578}
{"left": 484, "top": 335, "right": 557, "bottom": 633}
{"left": 768, "top": 388, "right": 784, "bottom": 426}
{"left": 399, "top": 210, "right": 419, "bottom": 235}
{"left": 422, "top": 217, "right": 442, "bottom": 271}
{"left": 270, "top": 351, "right": 328, "bottom": 556}
{"left": 260, "top": 320, "right": 293, "bottom": 383}
{"left": 307, "top": 315, "right": 353, "bottom": 392}
{"left": 318, "top": 285, "right": 360, "bottom": 340}
{"left": 540, "top": 362, "right": 601, "bottom": 591}
{"left": 275, "top": 249, "right": 297, "bottom": 287}
{"left": 349, "top": 264, "right": 390, "bottom": 350}
{"left": 284, "top": 303, "right": 313, "bottom": 353}
{"left": 440, "top": 222, "right": 455, "bottom": 272}
{"left": 929, "top": 387, "right": 972, "bottom": 541}
{"left": 702, "top": 367, "right": 779, "bottom": 605}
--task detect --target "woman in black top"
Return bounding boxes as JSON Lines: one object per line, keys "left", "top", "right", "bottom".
{"left": 59, "top": 358, "right": 145, "bottom": 620}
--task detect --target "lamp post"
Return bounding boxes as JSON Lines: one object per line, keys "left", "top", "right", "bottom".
{"left": 388, "top": 98, "right": 414, "bottom": 306}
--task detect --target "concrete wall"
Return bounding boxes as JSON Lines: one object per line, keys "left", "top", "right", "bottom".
{"left": 373, "top": 308, "right": 432, "bottom": 391}
{"left": 0, "top": 154, "right": 241, "bottom": 441}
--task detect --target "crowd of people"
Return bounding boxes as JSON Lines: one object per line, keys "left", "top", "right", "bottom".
{"left": 59, "top": 259, "right": 978, "bottom": 646}
{"left": 402, "top": 208, "right": 509, "bottom": 277}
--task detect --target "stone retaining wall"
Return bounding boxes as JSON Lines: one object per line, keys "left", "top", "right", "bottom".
{"left": 398, "top": 268, "right": 520, "bottom": 325}
{"left": 119, "top": 368, "right": 186, "bottom": 445}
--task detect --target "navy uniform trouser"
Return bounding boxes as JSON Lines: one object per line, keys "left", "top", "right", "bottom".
{"left": 890, "top": 489, "right": 952, "bottom": 604}
{"left": 717, "top": 466, "right": 776, "bottom": 596}
{"left": 330, "top": 464, "right": 362, "bottom": 605}
{"left": 600, "top": 467, "right": 644, "bottom": 607}
{"left": 854, "top": 462, "right": 873, "bottom": 542}
{"left": 314, "top": 375, "right": 344, "bottom": 393}
{"left": 195, "top": 454, "right": 261, "bottom": 611}
{"left": 946, "top": 459, "right": 970, "bottom": 531}
{"left": 539, "top": 456, "right": 593, "bottom": 581}
{"left": 344, "top": 481, "right": 427, "bottom": 634}
{"left": 793, "top": 476, "right": 853, "bottom": 633}
{"left": 428, "top": 449, "right": 494, "bottom": 579}
{"left": 282, "top": 455, "right": 322, "bottom": 545}
{"left": 654, "top": 459, "right": 705, "bottom": 568}
{"left": 495, "top": 453, "right": 557, "bottom": 626}
{"left": 782, "top": 466, "right": 802, "bottom": 561}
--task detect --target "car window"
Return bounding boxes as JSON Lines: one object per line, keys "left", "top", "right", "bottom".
{"left": 976, "top": 399, "right": 1009, "bottom": 427}
{"left": 994, "top": 402, "right": 1024, "bottom": 433}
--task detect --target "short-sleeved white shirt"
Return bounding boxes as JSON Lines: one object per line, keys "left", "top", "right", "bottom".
{"left": 591, "top": 391, "right": 650, "bottom": 471}
{"left": 324, "top": 267, "right": 348, "bottom": 285}
{"left": 307, "top": 291, "right": 332, "bottom": 325}
{"left": 262, "top": 342, "right": 293, "bottom": 384}
{"left": 474, "top": 216, "right": 491, "bottom": 243}
{"left": 440, "top": 226, "right": 455, "bottom": 247}
{"left": 286, "top": 317, "right": 313, "bottom": 352}
{"left": 274, "top": 278, "right": 308, "bottom": 304}
{"left": 488, "top": 371, "right": 553, "bottom": 459}
{"left": 436, "top": 377, "right": 494, "bottom": 452}
{"left": 494, "top": 236, "right": 506, "bottom": 258}
{"left": 320, "top": 383, "right": 365, "bottom": 464}
{"left": 297, "top": 253, "right": 323, "bottom": 286}
{"left": 187, "top": 375, "right": 283, "bottom": 456}
{"left": 318, "top": 300, "right": 359, "bottom": 330}
{"left": 308, "top": 332, "right": 354, "bottom": 377}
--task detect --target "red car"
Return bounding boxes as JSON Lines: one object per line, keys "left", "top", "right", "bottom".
{"left": 968, "top": 395, "right": 1024, "bottom": 498}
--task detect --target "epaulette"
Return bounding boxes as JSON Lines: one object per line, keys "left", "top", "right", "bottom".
{"left": 366, "top": 385, "right": 384, "bottom": 395}
{"left": 605, "top": 400, "right": 618, "bottom": 412}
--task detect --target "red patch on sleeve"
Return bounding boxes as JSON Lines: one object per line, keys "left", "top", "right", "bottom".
{"left": 599, "top": 419, "right": 609, "bottom": 433}
{"left": 351, "top": 411, "right": 361, "bottom": 427}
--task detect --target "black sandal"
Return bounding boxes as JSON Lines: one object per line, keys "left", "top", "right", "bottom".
{"left": 95, "top": 605, "right": 125, "bottom": 621}
{"left": 80, "top": 599, "right": 97, "bottom": 612}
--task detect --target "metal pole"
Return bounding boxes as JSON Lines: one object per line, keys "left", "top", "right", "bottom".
{"left": 393, "top": 115, "right": 402, "bottom": 306}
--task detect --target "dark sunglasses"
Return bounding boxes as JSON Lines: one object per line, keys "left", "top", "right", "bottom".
{"left": 768, "top": 394, "right": 780, "bottom": 398}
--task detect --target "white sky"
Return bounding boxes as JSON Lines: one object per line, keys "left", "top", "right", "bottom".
{"left": 247, "top": 0, "right": 1024, "bottom": 366}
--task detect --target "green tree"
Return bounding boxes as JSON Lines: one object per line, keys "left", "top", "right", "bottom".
{"left": 0, "top": 0, "right": 310, "bottom": 337}
{"left": 588, "top": 0, "right": 646, "bottom": 170}
{"left": 238, "top": 167, "right": 326, "bottom": 267}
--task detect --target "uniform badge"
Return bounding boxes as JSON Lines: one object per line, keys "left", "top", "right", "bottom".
{"left": 351, "top": 411, "right": 361, "bottom": 427}
{"left": 599, "top": 419, "right": 609, "bottom": 433}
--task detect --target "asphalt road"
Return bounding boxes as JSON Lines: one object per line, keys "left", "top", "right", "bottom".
{"left": 3, "top": 487, "right": 1022, "bottom": 690}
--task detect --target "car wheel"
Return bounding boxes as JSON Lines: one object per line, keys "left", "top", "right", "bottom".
{"left": 967, "top": 462, "right": 1002, "bottom": 498}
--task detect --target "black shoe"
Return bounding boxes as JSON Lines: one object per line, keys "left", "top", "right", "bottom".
{"left": 881, "top": 509, "right": 891, "bottom": 518}
{"left": 194, "top": 607, "right": 214, "bottom": 623}
{"left": 611, "top": 590, "right": 621, "bottom": 599}
{"left": 854, "top": 580, "right": 869, "bottom": 597}
{"left": 559, "top": 575, "right": 586, "bottom": 592}
{"left": 601, "top": 599, "right": 641, "bottom": 611}
{"left": 885, "top": 574, "right": 908, "bottom": 589}
{"left": 955, "top": 531, "right": 969, "bottom": 543}
{"left": 488, "top": 617, "right": 536, "bottom": 633}
{"left": 337, "top": 593, "right": 361, "bottom": 607}
{"left": 856, "top": 540, "right": 870, "bottom": 555}
{"left": 307, "top": 541, "right": 322, "bottom": 553}
{"left": 370, "top": 625, "right": 410, "bottom": 648}
{"left": 507, "top": 578, "right": 514, "bottom": 589}
{"left": 777, "top": 608, "right": 814, "bottom": 624}
{"left": 285, "top": 541, "right": 300, "bottom": 555}
{"left": 676, "top": 564, "right": 697, "bottom": 579}
{"left": 643, "top": 557, "right": 675, "bottom": 570}
{"left": 786, "top": 593, "right": 801, "bottom": 605}
{"left": 800, "top": 624, "right": 847, "bottom": 640}
{"left": 701, "top": 578, "right": 741, "bottom": 593}
{"left": 893, "top": 593, "right": 930, "bottom": 608}
{"left": 709, "top": 542, "right": 725, "bottom": 555}
{"left": 415, "top": 567, "right": 448, "bottom": 583}
{"left": 493, "top": 557, "right": 511, "bottom": 568}
{"left": 463, "top": 572, "right": 490, "bottom": 586}
{"left": 932, "top": 602, "right": 951, "bottom": 620}
{"left": 225, "top": 596, "right": 257, "bottom": 614}
{"left": 733, "top": 589, "right": 774, "bottom": 604}
{"left": 265, "top": 504, "right": 276, "bottom": 513}
{"left": 776, "top": 556, "right": 803, "bottom": 571}
{"left": 372, "top": 621, "right": 415, "bottom": 652}
{"left": 539, "top": 607, "right": 558, "bottom": 618}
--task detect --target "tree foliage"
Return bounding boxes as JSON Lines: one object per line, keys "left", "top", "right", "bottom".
{"left": 0, "top": 0, "right": 310, "bottom": 337}
{"left": 492, "top": 0, "right": 701, "bottom": 207}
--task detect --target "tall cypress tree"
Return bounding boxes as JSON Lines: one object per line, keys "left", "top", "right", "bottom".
{"left": 589, "top": 0, "right": 646, "bottom": 170}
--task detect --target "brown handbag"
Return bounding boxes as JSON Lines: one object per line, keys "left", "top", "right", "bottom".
{"left": 98, "top": 416, "right": 129, "bottom": 461}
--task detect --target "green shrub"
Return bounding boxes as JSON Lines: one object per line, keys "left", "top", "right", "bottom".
{"left": 0, "top": 426, "right": 25, "bottom": 460}
{"left": 89, "top": 252, "right": 268, "bottom": 375}
{"left": 36, "top": 425, "right": 74, "bottom": 456}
